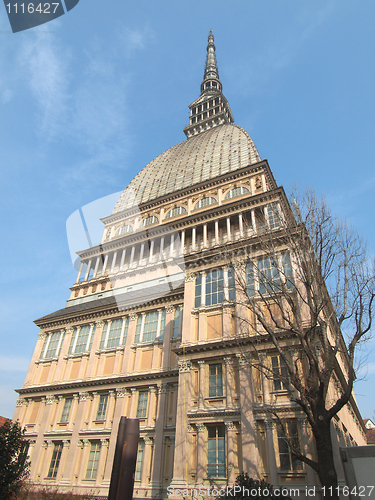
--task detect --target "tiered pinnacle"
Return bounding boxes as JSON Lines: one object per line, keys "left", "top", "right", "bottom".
{"left": 184, "top": 31, "right": 234, "bottom": 139}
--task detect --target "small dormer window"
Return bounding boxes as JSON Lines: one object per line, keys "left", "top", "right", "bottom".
{"left": 194, "top": 196, "right": 217, "bottom": 210}
{"left": 165, "top": 206, "right": 187, "bottom": 219}
{"left": 114, "top": 224, "right": 133, "bottom": 237}
{"left": 142, "top": 215, "right": 159, "bottom": 227}
{"left": 224, "top": 186, "right": 250, "bottom": 200}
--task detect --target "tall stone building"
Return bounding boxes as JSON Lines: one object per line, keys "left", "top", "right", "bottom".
{"left": 13, "top": 32, "right": 366, "bottom": 498}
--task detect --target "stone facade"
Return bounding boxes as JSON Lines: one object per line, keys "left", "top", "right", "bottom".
{"left": 13, "top": 32, "right": 366, "bottom": 499}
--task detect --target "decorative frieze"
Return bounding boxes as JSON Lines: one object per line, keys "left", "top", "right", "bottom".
{"left": 45, "top": 395, "right": 56, "bottom": 405}
{"left": 79, "top": 392, "right": 90, "bottom": 402}
{"left": 158, "top": 383, "right": 168, "bottom": 394}
{"left": 178, "top": 360, "right": 193, "bottom": 373}
{"left": 116, "top": 387, "right": 127, "bottom": 398}
{"left": 225, "top": 421, "right": 235, "bottom": 431}
{"left": 16, "top": 398, "right": 26, "bottom": 407}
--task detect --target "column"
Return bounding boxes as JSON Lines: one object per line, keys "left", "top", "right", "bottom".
{"left": 192, "top": 227, "right": 196, "bottom": 251}
{"left": 93, "top": 256, "right": 100, "bottom": 278}
{"left": 215, "top": 220, "right": 219, "bottom": 245}
{"left": 110, "top": 252, "right": 117, "bottom": 273}
{"left": 151, "top": 383, "right": 168, "bottom": 486}
{"left": 225, "top": 422, "right": 236, "bottom": 484}
{"left": 141, "top": 437, "right": 153, "bottom": 485}
{"left": 129, "top": 246, "right": 135, "bottom": 267}
{"left": 139, "top": 243, "right": 144, "bottom": 265}
{"left": 251, "top": 209, "right": 257, "bottom": 234}
{"left": 159, "top": 237, "right": 165, "bottom": 261}
{"left": 60, "top": 440, "right": 70, "bottom": 480}
{"left": 103, "top": 388, "right": 127, "bottom": 484}
{"left": 102, "top": 254, "right": 109, "bottom": 275}
{"left": 265, "top": 420, "right": 278, "bottom": 484}
{"left": 224, "top": 357, "right": 233, "bottom": 408}
{"left": 223, "top": 266, "right": 229, "bottom": 301}
{"left": 196, "top": 423, "right": 205, "bottom": 483}
{"left": 75, "top": 260, "right": 84, "bottom": 283}
{"left": 226, "top": 216, "right": 231, "bottom": 242}
{"left": 88, "top": 392, "right": 98, "bottom": 426}
{"left": 129, "top": 388, "right": 138, "bottom": 418}
{"left": 120, "top": 249, "right": 126, "bottom": 270}
{"left": 169, "top": 234, "right": 174, "bottom": 257}
{"left": 203, "top": 223, "right": 207, "bottom": 248}
{"left": 149, "top": 239, "right": 154, "bottom": 262}
{"left": 198, "top": 360, "right": 205, "bottom": 410}
{"left": 105, "top": 390, "right": 116, "bottom": 428}
{"left": 77, "top": 439, "right": 90, "bottom": 482}
{"left": 147, "top": 386, "right": 157, "bottom": 427}
{"left": 84, "top": 259, "right": 92, "bottom": 281}
{"left": 238, "top": 212, "right": 244, "bottom": 238}
{"left": 180, "top": 230, "right": 185, "bottom": 255}
{"left": 97, "top": 439, "right": 109, "bottom": 482}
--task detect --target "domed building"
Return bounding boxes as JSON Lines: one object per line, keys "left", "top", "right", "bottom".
{"left": 13, "top": 33, "right": 366, "bottom": 499}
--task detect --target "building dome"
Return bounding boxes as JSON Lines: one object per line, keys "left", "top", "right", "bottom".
{"left": 113, "top": 123, "right": 260, "bottom": 213}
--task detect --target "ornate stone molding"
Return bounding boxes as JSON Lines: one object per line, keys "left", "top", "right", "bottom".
{"left": 16, "top": 398, "right": 26, "bottom": 407}
{"left": 265, "top": 420, "right": 274, "bottom": 430}
{"left": 187, "top": 424, "right": 195, "bottom": 433}
{"left": 95, "top": 320, "right": 104, "bottom": 328}
{"left": 144, "top": 437, "right": 153, "bottom": 445}
{"left": 79, "top": 392, "right": 90, "bottom": 402}
{"left": 38, "top": 332, "right": 47, "bottom": 339}
{"left": 165, "top": 305, "right": 175, "bottom": 314}
{"left": 197, "top": 360, "right": 206, "bottom": 367}
{"left": 196, "top": 423, "right": 205, "bottom": 432}
{"left": 178, "top": 360, "right": 193, "bottom": 373}
{"left": 116, "top": 387, "right": 127, "bottom": 398}
{"left": 185, "top": 272, "right": 196, "bottom": 282}
{"left": 225, "top": 421, "right": 235, "bottom": 431}
{"left": 63, "top": 440, "right": 70, "bottom": 447}
{"left": 236, "top": 353, "right": 248, "bottom": 366}
{"left": 100, "top": 438, "right": 109, "bottom": 446}
{"left": 129, "top": 314, "right": 138, "bottom": 321}
{"left": 158, "top": 383, "right": 168, "bottom": 394}
{"left": 224, "top": 357, "right": 233, "bottom": 366}
{"left": 46, "top": 395, "right": 56, "bottom": 405}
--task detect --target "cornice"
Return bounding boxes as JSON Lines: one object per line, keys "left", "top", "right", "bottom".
{"left": 16, "top": 369, "right": 179, "bottom": 396}
{"left": 187, "top": 409, "right": 241, "bottom": 419}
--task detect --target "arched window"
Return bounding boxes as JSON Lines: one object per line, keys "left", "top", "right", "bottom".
{"left": 114, "top": 224, "right": 133, "bottom": 237}
{"left": 194, "top": 196, "right": 217, "bottom": 210}
{"left": 142, "top": 215, "right": 159, "bottom": 227}
{"left": 165, "top": 206, "right": 187, "bottom": 219}
{"left": 224, "top": 186, "right": 250, "bottom": 200}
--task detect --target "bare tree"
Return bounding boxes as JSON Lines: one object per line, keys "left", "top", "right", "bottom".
{"left": 231, "top": 188, "right": 374, "bottom": 498}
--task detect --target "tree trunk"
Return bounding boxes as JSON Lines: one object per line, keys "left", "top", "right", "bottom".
{"left": 314, "top": 420, "right": 339, "bottom": 500}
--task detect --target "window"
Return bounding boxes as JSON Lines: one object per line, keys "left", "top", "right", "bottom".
{"left": 47, "top": 443, "right": 63, "bottom": 478}
{"left": 277, "top": 420, "right": 302, "bottom": 471}
{"left": 206, "top": 269, "right": 224, "bottom": 306}
{"left": 68, "top": 325, "right": 95, "bottom": 355}
{"left": 209, "top": 364, "right": 223, "bottom": 397}
{"left": 271, "top": 356, "right": 290, "bottom": 391}
{"left": 195, "top": 274, "right": 202, "bottom": 308}
{"left": 96, "top": 394, "right": 108, "bottom": 421}
{"left": 207, "top": 425, "right": 226, "bottom": 477}
{"left": 136, "top": 391, "right": 148, "bottom": 418}
{"left": 85, "top": 442, "right": 101, "bottom": 479}
{"left": 224, "top": 186, "right": 250, "bottom": 200}
{"left": 115, "top": 224, "right": 133, "bottom": 236}
{"left": 173, "top": 307, "right": 182, "bottom": 338}
{"left": 194, "top": 196, "right": 217, "bottom": 210}
{"left": 41, "top": 331, "right": 64, "bottom": 359}
{"left": 267, "top": 202, "right": 280, "bottom": 230}
{"left": 246, "top": 263, "right": 255, "bottom": 297}
{"left": 142, "top": 215, "right": 159, "bottom": 226}
{"left": 258, "top": 257, "right": 280, "bottom": 295}
{"left": 282, "top": 253, "right": 294, "bottom": 290}
{"left": 100, "top": 318, "right": 129, "bottom": 350}
{"left": 165, "top": 206, "right": 187, "bottom": 219}
{"left": 60, "top": 398, "right": 73, "bottom": 423}
{"left": 135, "top": 440, "right": 144, "bottom": 481}
{"left": 228, "top": 267, "right": 236, "bottom": 301}
{"left": 134, "top": 310, "right": 166, "bottom": 343}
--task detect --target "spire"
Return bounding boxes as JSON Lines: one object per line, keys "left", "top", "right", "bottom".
{"left": 184, "top": 31, "right": 234, "bottom": 139}
{"left": 201, "top": 30, "right": 221, "bottom": 93}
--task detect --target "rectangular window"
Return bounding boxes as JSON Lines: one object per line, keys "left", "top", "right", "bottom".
{"left": 42, "top": 331, "right": 64, "bottom": 359}
{"left": 85, "top": 442, "right": 101, "bottom": 479}
{"left": 228, "top": 267, "right": 236, "bottom": 301}
{"left": 143, "top": 312, "right": 159, "bottom": 342}
{"left": 134, "top": 311, "right": 165, "bottom": 343}
{"left": 209, "top": 364, "right": 223, "bottom": 397}
{"left": 246, "top": 263, "right": 255, "bottom": 297}
{"left": 135, "top": 440, "right": 144, "bottom": 481}
{"left": 282, "top": 253, "right": 294, "bottom": 290}
{"left": 68, "top": 325, "right": 95, "bottom": 355}
{"left": 195, "top": 273, "right": 202, "bottom": 308}
{"left": 173, "top": 307, "right": 182, "bottom": 338}
{"left": 136, "top": 391, "right": 148, "bottom": 418}
{"left": 277, "top": 420, "right": 302, "bottom": 471}
{"left": 96, "top": 394, "right": 109, "bottom": 421}
{"left": 271, "top": 356, "right": 290, "bottom": 391}
{"left": 100, "top": 318, "right": 128, "bottom": 349}
{"left": 207, "top": 425, "right": 226, "bottom": 477}
{"left": 47, "top": 443, "right": 63, "bottom": 478}
{"left": 268, "top": 202, "right": 280, "bottom": 230}
{"left": 60, "top": 398, "right": 73, "bottom": 423}
{"left": 206, "top": 269, "right": 224, "bottom": 306}
{"left": 258, "top": 257, "right": 280, "bottom": 295}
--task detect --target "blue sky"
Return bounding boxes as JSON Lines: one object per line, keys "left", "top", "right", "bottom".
{"left": 1, "top": 0, "right": 374, "bottom": 419}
